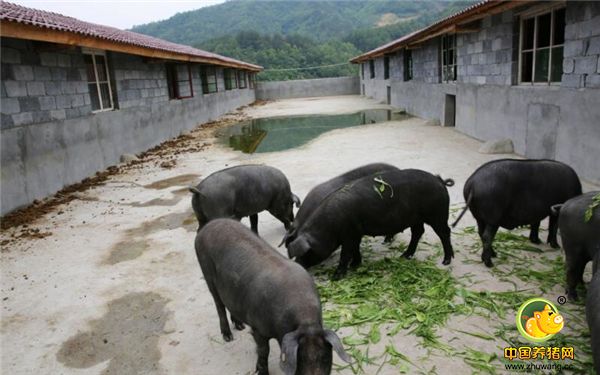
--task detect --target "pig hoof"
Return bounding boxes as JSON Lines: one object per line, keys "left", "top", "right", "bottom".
{"left": 222, "top": 332, "right": 234, "bottom": 342}
{"left": 349, "top": 260, "right": 362, "bottom": 270}
{"left": 529, "top": 237, "right": 541, "bottom": 244}
{"left": 401, "top": 251, "right": 414, "bottom": 260}
{"left": 332, "top": 270, "right": 346, "bottom": 281}
{"left": 442, "top": 258, "right": 452, "bottom": 265}
{"left": 234, "top": 322, "right": 245, "bottom": 330}
{"left": 567, "top": 290, "right": 579, "bottom": 302}
{"left": 483, "top": 258, "right": 494, "bottom": 268}
{"left": 549, "top": 241, "right": 560, "bottom": 249}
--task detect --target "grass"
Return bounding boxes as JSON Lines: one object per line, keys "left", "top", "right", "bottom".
{"left": 312, "top": 228, "right": 595, "bottom": 374}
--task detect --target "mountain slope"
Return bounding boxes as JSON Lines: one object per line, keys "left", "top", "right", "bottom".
{"left": 131, "top": 0, "right": 450, "bottom": 46}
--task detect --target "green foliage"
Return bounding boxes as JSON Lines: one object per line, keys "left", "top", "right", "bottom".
{"left": 584, "top": 193, "right": 600, "bottom": 222}
{"left": 198, "top": 31, "right": 361, "bottom": 81}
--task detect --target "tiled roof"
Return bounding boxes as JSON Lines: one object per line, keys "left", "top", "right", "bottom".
{"left": 0, "top": 1, "right": 262, "bottom": 71}
{"left": 350, "top": 0, "right": 518, "bottom": 63}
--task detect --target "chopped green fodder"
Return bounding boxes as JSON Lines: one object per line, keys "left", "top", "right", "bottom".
{"left": 314, "top": 236, "right": 594, "bottom": 374}
{"left": 584, "top": 192, "right": 600, "bottom": 222}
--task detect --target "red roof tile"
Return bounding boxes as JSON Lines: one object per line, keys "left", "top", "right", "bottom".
{"left": 0, "top": 1, "right": 262, "bottom": 71}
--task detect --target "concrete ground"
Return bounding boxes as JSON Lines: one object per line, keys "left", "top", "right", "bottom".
{"left": 1, "top": 95, "right": 598, "bottom": 375}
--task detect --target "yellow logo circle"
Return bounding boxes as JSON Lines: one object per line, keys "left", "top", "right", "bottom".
{"left": 516, "top": 298, "right": 564, "bottom": 342}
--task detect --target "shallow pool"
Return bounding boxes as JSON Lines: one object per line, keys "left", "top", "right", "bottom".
{"left": 217, "top": 109, "right": 411, "bottom": 153}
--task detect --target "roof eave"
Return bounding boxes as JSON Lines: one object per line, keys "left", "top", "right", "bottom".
{"left": 350, "top": 0, "right": 527, "bottom": 64}
{"left": 0, "top": 20, "right": 263, "bottom": 72}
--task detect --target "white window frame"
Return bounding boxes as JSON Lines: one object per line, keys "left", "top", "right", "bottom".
{"left": 518, "top": 5, "right": 565, "bottom": 86}
{"left": 441, "top": 34, "right": 457, "bottom": 83}
{"left": 82, "top": 48, "right": 114, "bottom": 112}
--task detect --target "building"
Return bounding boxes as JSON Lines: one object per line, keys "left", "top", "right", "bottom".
{"left": 0, "top": 2, "right": 262, "bottom": 215}
{"left": 352, "top": 0, "right": 599, "bottom": 184}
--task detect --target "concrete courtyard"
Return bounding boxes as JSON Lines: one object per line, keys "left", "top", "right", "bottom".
{"left": 1, "top": 95, "right": 597, "bottom": 374}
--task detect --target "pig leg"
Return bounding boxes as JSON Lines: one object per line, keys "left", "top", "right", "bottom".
{"left": 547, "top": 214, "right": 560, "bottom": 249}
{"left": 565, "top": 246, "right": 585, "bottom": 301}
{"left": 481, "top": 224, "right": 499, "bottom": 268}
{"left": 205, "top": 281, "right": 234, "bottom": 342}
{"left": 252, "top": 331, "right": 270, "bottom": 375}
{"left": 432, "top": 223, "right": 454, "bottom": 265}
{"left": 401, "top": 224, "right": 425, "bottom": 260}
{"left": 333, "top": 238, "right": 361, "bottom": 280}
{"left": 529, "top": 221, "right": 542, "bottom": 244}
{"left": 249, "top": 214, "right": 259, "bottom": 234}
{"left": 231, "top": 316, "right": 245, "bottom": 330}
{"left": 476, "top": 219, "right": 496, "bottom": 257}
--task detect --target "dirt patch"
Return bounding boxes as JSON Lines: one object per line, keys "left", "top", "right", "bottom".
{"left": 103, "top": 211, "right": 196, "bottom": 265}
{"left": 56, "top": 292, "right": 170, "bottom": 374}
{"left": 128, "top": 197, "right": 183, "bottom": 208}
{"left": 144, "top": 174, "right": 201, "bottom": 190}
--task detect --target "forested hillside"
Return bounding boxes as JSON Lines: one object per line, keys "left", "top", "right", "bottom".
{"left": 132, "top": 0, "right": 474, "bottom": 80}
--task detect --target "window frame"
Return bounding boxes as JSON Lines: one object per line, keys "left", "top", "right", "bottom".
{"left": 249, "top": 73, "right": 256, "bottom": 89}
{"left": 200, "top": 65, "right": 218, "bottom": 94}
{"left": 518, "top": 6, "right": 565, "bottom": 85}
{"left": 403, "top": 48, "right": 413, "bottom": 81}
{"left": 224, "top": 68, "right": 238, "bottom": 90}
{"left": 82, "top": 48, "right": 114, "bottom": 113}
{"left": 166, "top": 63, "right": 194, "bottom": 99}
{"left": 441, "top": 34, "right": 457, "bottom": 83}
{"left": 238, "top": 70, "right": 248, "bottom": 89}
{"left": 369, "top": 59, "right": 375, "bottom": 79}
{"left": 361, "top": 63, "right": 365, "bottom": 80}
{"left": 383, "top": 54, "right": 390, "bottom": 80}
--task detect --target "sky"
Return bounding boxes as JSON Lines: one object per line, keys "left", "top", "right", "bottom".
{"left": 9, "top": 0, "right": 227, "bottom": 29}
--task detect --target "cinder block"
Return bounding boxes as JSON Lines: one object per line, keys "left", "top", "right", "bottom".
{"left": 563, "top": 58, "right": 575, "bottom": 73}
{"left": 49, "top": 109, "right": 66, "bottom": 120}
{"left": 50, "top": 68, "right": 67, "bottom": 81}
{"left": 1, "top": 113, "right": 15, "bottom": 129}
{"left": 57, "top": 54, "right": 71, "bottom": 68}
{"left": 1, "top": 47, "right": 21, "bottom": 64}
{"left": 12, "top": 65, "right": 34, "bottom": 81}
{"left": 561, "top": 73, "right": 584, "bottom": 88}
{"left": 12, "top": 112, "right": 33, "bottom": 126}
{"left": 40, "top": 52, "right": 58, "bottom": 67}
{"left": 61, "top": 81, "right": 77, "bottom": 94}
{"left": 1, "top": 98, "right": 20, "bottom": 114}
{"left": 564, "top": 39, "right": 584, "bottom": 58}
{"left": 55, "top": 95, "right": 72, "bottom": 109}
{"left": 76, "top": 82, "right": 89, "bottom": 94}
{"left": 586, "top": 74, "right": 600, "bottom": 88}
{"left": 32, "top": 111, "right": 51, "bottom": 124}
{"left": 574, "top": 56, "right": 598, "bottom": 73}
{"left": 26, "top": 81, "right": 45, "bottom": 96}
{"left": 33, "top": 66, "right": 52, "bottom": 81}
{"left": 587, "top": 36, "right": 600, "bottom": 55}
{"left": 45, "top": 82, "right": 61, "bottom": 95}
{"left": 4, "top": 81, "right": 27, "bottom": 97}
{"left": 39, "top": 96, "right": 56, "bottom": 111}
{"left": 71, "top": 94, "right": 85, "bottom": 107}
{"left": 65, "top": 108, "right": 80, "bottom": 119}
{"left": 78, "top": 105, "right": 92, "bottom": 116}
{"left": 18, "top": 97, "right": 40, "bottom": 112}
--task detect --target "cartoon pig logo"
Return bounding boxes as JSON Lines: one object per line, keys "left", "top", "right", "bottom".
{"left": 517, "top": 299, "right": 565, "bottom": 342}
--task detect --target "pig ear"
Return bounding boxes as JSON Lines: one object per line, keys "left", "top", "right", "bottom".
{"left": 280, "top": 330, "right": 300, "bottom": 375}
{"left": 278, "top": 228, "right": 296, "bottom": 248}
{"left": 292, "top": 194, "right": 301, "bottom": 208}
{"left": 288, "top": 236, "right": 310, "bottom": 259}
{"left": 324, "top": 330, "right": 352, "bottom": 364}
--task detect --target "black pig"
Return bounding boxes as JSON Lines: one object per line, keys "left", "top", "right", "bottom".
{"left": 282, "top": 163, "right": 399, "bottom": 246}
{"left": 552, "top": 191, "right": 600, "bottom": 301}
{"left": 286, "top": 169, "right": 455, "bottom": 279}
{"left": 452, "top": 159, "right": 581, "bottom": 267}
{"left": 189, "top": 165, "right": 300, "bottom": 234}
{"left": 195, "top": 219, "right": 350, "bottom": 375}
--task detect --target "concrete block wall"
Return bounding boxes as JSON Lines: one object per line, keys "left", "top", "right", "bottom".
{"left": 456, "top": 11, "right": 517, "bottom": 85}
{"left": 1, "top": 39, "right": 256, "bottom": 215}
{"left": 562, "top": 1, "right": 600, "bottom": 88}
{"left": 1, "top": 38, "right": 91, "bottom": 129}
{"left": 412, "top": 38, "right": 440, "bottom": 84}
{"left": 256, "top": 76, "right": 359, "bottom": 100}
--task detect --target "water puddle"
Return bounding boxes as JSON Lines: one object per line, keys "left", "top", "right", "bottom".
{"left": 144, "top": 174, "right": 200, "bottom": 190}
{"left": 56, "top": 292, "right": 170, "bottom": 374}
{"left": 217, "top": 109, "right": 412, "bottom": 154}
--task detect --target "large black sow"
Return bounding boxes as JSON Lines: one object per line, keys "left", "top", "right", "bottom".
{"left": 452, "top": 159, "right": 581, "bottom": 267}
{"left": 195, "top": 219, "right": 350, "bottom": 375}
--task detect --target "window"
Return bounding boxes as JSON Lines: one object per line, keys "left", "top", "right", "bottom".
{"left": 200, "top": 66, "right": 218, "bottom": 94}
{"left": 519, "top": 7, "right": 565, "bottom": 84}
{"left": 238, "top": 71, "right": 247, "bottom": 89}
{"left": 441, "top": 34, "right": 457, "bottom": 82}
{"left": 369, "top": 59, "right": 375, "bottom": 79}
{"left": 249, "top": 73, "right": 256, "bottom": 89}
{"left": 166, "top": 63, "right": 193, "bottom": 99}
{"left": 361, "top": 63, "right": 365, "bottom": 80}
{"left": 224, "top": 69, "right": 238, "bottom": 90}
{"left": 83, "top": 50, "right": 114, "bottom": 112}
{"left": 384, "top": 55, "right": 390, "bottom": 79}
{"left": 403, "top": 49, "right": 413, "bottom": 81}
